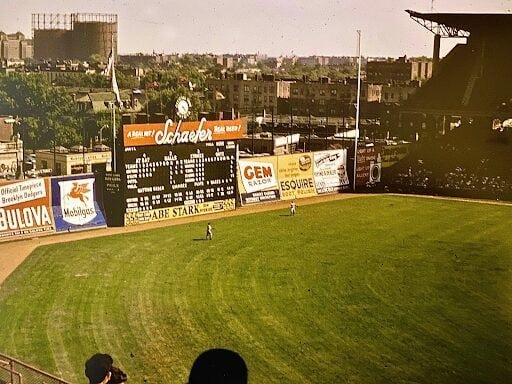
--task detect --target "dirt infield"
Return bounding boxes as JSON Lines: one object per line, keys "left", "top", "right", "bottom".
{"left": 0, "top": 193, "right": 363, "bottom": 285}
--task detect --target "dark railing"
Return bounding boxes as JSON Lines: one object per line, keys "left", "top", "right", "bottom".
{"left": 0, "top": 353, "right": 71, "bottom": 384}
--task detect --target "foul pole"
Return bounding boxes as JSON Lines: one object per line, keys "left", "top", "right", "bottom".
{"left": 353, "top": 30, "right": 362, "bottom": 191}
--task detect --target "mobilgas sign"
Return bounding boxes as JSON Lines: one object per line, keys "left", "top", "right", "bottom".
{"left": 51, "top": 174, "right": 106, "bottom": 232}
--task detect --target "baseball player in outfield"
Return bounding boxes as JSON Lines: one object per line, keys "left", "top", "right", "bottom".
{"left": 290, "top": 200, "right": 296, "bottom": 216}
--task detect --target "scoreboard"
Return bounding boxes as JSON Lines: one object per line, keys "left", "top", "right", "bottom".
{"left": 124, "top": 141, "right": 236, "bottom": 210}
{"left": 121, "top": 118, "right": 244, "bottom": 225}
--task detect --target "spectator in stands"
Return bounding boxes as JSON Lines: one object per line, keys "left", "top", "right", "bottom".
{"left": 188, "top": 348, "right": 248, "bottom": 384}
{"left": 85, "top": 353, "right": 127, "bottom": 384}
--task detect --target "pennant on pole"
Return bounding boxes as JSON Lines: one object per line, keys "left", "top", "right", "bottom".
{"left": 102, "top": 49, "right": 113, "bottom": 76}
{"left": 111, "top": 60, "right": 122, "bottom": 106}
{"left": 103, "top": 35, "right": 121, "bottom": 107}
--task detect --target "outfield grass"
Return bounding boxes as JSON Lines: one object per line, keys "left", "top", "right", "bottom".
{"left": 0, "top": 195, "right": 511, "bottom": 383}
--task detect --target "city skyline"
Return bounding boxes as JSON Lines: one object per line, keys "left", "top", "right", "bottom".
{"left": 1, "top": 0, "right": 511, "bottom": 58}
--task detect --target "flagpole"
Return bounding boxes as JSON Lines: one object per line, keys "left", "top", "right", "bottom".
{"left": 112, "top": 103, "right": 116, "bottom": 172}
{"left": 353, "top": 30, "right": 362, "bottom": 192}
{"left": 111, "top": 34, "right": 117, "bottom": 172}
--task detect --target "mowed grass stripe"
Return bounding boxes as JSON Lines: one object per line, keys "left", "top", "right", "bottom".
{"left": 0, "top": 195, "right": 511, "bottom": 383}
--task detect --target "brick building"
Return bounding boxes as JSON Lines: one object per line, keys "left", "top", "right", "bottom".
{"left": 366, "top": 56, "right": 432, "bottom": 85}
{"left": 0, "top": 32, "right": 33, "bottom": 64}
{"left": 286, "top": 78, "right": 382, "bottom": 117}
{"left": 0, "top": 116, "right": 23, "bottom": 180}
{"left": 205, "top": 74, "right": 291, "bottom": 113}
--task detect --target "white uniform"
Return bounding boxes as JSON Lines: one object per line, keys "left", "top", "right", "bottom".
{"left": 290, "top": 201, "right": 296, "bottom": 216}
{"left": 206, "top": 223, "right": 213, "bottom": 240}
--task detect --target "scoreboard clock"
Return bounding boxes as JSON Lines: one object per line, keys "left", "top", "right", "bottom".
{"left": 175, "top": 96, "right": 191, "bottom": 120}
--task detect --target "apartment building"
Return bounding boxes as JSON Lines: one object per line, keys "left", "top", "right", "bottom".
{"left": 216, "top": 55, "right": 234, "bottom": 69}
{"left": 366, "top": 56, "right": 432, "bottom": 85}
{"left": 296, "top": 56, "right": 361, "bottom": 67}
{"left": 0, "top": 32, "right": 33, "bottom": 63}
{"left": 205, "top": 74, "right": 291, "bottom": 113}
{"left": 0, "top": 116, "right": 23, "bottom": 180}
{"left": 286, "top": 78, "right": 382, "bottom": 116}
{"left": 381, "top": 84, "right": 418, "bottom": 103}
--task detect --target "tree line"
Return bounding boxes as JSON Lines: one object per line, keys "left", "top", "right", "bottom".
{"left": 0, "top": 64, "right": 210, "bottom": 150}
{"left": 0, "top": 58, "right": 359, "bottom": 150}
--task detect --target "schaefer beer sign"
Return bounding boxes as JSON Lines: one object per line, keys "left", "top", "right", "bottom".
{"left": 0, "top": 178, "right": 55, "bottom": 240}
{"left": 123, "top": 118, "right": 245, "bottom": 147}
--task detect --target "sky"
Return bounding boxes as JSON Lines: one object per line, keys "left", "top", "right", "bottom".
{"left": 1, "top": 0, "right": 511, "bottom": 58}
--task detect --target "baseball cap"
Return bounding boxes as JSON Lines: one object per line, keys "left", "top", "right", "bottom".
{"left": 85, "top": 353, "right": 113, "bottom": 384}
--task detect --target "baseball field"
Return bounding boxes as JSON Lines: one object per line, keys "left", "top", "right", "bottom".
{"left": 0, "top": 195, "right": 511, "bottom": 383}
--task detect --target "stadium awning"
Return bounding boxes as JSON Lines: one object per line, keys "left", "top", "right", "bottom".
{"left": 406, "top": 10, "right": 512, "bottom": 37}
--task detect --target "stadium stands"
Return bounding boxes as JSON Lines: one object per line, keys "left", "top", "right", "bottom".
{"left": 384, "top": 12, "right": 512, "bottom": 200}
{"left": 382, "top": 123, "right": 512, "bottom": 200}
{"left": 404, "top": 12, "right": 512, "bottom": 116}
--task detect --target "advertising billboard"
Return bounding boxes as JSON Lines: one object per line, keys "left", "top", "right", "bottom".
{"left": 379, "top": 143, "right": 410, "bottom": 168}
{"left": 313, "top": 149, "right": 350, "bottom": 194}
{"left": 102, "top": 172, "right": 125, "bottom": 227}
{"left": 356, "top": 146, "right": 382, "bottom": 187}
{"left": 277, "top": 153, "right": 317, "bottom": 200}
{"left": 238, "top": 157, "right": 280, "bottom": 205}
{"left": 124, "top": 198, "right": 235, "bottom": 226}
{"left": 122, "top": 119, "right": 239, "bottom": 225}
{"left": 0, "top": 178, "right": 55, "bottom": 240}
{"left": 51, "top": 174, "right": 107, "bottom": 232}
{"left": 123, "top": 118, "right": 245, "bottom": 147}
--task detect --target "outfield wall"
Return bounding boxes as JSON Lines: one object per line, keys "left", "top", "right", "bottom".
{"left": 237, "top": 149, "right": 351, "bottom": 205}
{"left": 237, "top": 144, "right": 389, "bottom": 205}
{"left": 0, "top": 138, "right": 395, "bottom": 240}
{"left": 0, "top": 174, "right": 107, "bottom": 241}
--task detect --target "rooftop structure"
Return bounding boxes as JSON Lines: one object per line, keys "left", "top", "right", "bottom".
{"left": 32, "top": 13, "right": 117, "bottom": 61}
{"left": 404, "top": 11, "right": 512, "bottom": 117}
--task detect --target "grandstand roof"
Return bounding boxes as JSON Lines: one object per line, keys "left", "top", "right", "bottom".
{"left": 406, "top": 10, "right": 512, "bottom": 36}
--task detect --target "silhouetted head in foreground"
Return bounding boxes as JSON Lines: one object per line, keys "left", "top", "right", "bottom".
{"left": 85, "top": 353, "right": 127, "bottom": 384}
{"left": 188, "top": 348, "right": 248, "bottom": 384}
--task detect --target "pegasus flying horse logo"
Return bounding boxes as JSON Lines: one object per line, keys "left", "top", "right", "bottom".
{"left": 65, "top": 182, "right": 91, "bottom": 205}
{"left": 58, "top": 177, "right": 97, "bottom": 226}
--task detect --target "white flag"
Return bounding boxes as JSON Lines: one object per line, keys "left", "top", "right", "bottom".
{"left": 111, "top": 60, "right": 122, "bottom": 106}
{"left": 102, "top": 49, "right": 113, "bottom": 76}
